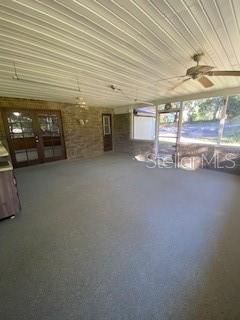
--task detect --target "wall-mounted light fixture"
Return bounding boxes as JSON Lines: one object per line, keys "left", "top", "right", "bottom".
{"left": 76, "top": 118, "right": 89, "bottom": 126}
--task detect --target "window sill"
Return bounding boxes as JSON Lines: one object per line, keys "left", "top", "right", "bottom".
{"left": 130, "top": 138, "right": 155, "bottom": 142}
{"left": 179, "top": 141, "right": 240, "bottom": 149}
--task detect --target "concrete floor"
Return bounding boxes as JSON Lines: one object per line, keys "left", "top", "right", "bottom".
{"left": 1, "top": 153, "right": 240, "bottom": 320}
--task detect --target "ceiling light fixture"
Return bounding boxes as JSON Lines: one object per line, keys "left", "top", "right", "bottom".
{"left": 109, "top": 84, "right": 121, "bottom": 92}
{"left": 75, "top": 79, "right": 88, "bottom": 110}
{"left": 13, "top": 112, "right": 21, "bottom": 117}
{"left": 75, "top": 96, "right": 88, "bottom": 109}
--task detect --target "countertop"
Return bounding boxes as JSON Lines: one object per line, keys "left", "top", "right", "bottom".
{"left": 0, "top": 145, "right": 9, "bottom": 158}
{"left": 0, "top": 145, "right": 13, "bottom": 172}
{"left": 0, "top": 161, "right": 13, "bottom": 172}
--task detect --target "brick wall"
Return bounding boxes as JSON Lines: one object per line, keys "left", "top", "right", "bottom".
{"left": 0, "top": 97, "right": 113, "bottom": 160}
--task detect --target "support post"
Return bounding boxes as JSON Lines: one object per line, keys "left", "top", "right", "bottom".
{"left": 177, "top": 101, "right": 183, "bottom": 145}
{"left": 218, "top": 96, "right": 229, "bottom": 145}
{"left": 154, "top": 105, "right": 159, "bottom": 158}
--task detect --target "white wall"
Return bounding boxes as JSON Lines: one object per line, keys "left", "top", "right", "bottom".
{"left": 133, "top": 116, "right": 155, "bottom": 140}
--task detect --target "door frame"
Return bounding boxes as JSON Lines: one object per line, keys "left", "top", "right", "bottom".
{"left": 2, "top": 108, "right": 66, "bottom": 167}
{"left": 157, "top": 109, "right": 181, "bottom": 157}
{"left": 35, "top": 109, "right": 66, "bottom": 163}
{"left": 102, "top": 113, "right": 113, "bottom": 152}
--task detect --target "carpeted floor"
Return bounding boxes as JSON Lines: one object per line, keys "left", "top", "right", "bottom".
{"left": 1, "top": 153, "right": 240, "bottom": 320}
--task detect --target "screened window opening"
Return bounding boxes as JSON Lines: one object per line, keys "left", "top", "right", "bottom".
{"left": 158, "top": 112, "right": 179, "bottom": 143}
{"left": 221, "top": 95, "right": 240, "bottom": 145}
{"left": 131, "top": 95, "right": 240, "bottom": 147}
{"left": 180, "top": 97, "right": 225, "bottom": 144}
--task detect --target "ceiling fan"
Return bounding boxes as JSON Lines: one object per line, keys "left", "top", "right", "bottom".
{"left": 162, "top": 53, "right": 240, "bottom": 90}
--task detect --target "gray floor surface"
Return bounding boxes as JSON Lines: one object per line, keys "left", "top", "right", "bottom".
{"left": 1, "top": 153, "right": 240, "bottom": 320}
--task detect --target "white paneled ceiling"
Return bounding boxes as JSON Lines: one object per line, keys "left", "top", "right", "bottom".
{"left": 1, "top": 0, "right": 240, "bottom": 107}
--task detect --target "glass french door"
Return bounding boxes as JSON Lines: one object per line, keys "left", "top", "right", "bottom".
{"left": 37, "top": 112, "right": 65, "bottom": 161}
{"left": 3, "top": 109, "right": 66, "bottom": 167}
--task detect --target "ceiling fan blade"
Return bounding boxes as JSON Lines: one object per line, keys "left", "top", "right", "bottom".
{"left": 197, "top": 76, "right": 214, "bottom": 88}
{"left": 207, "top": 70, "right": 240, "bottom": 77}
{"left": 169, "top": 77, "right": 191, "bottom": 91}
